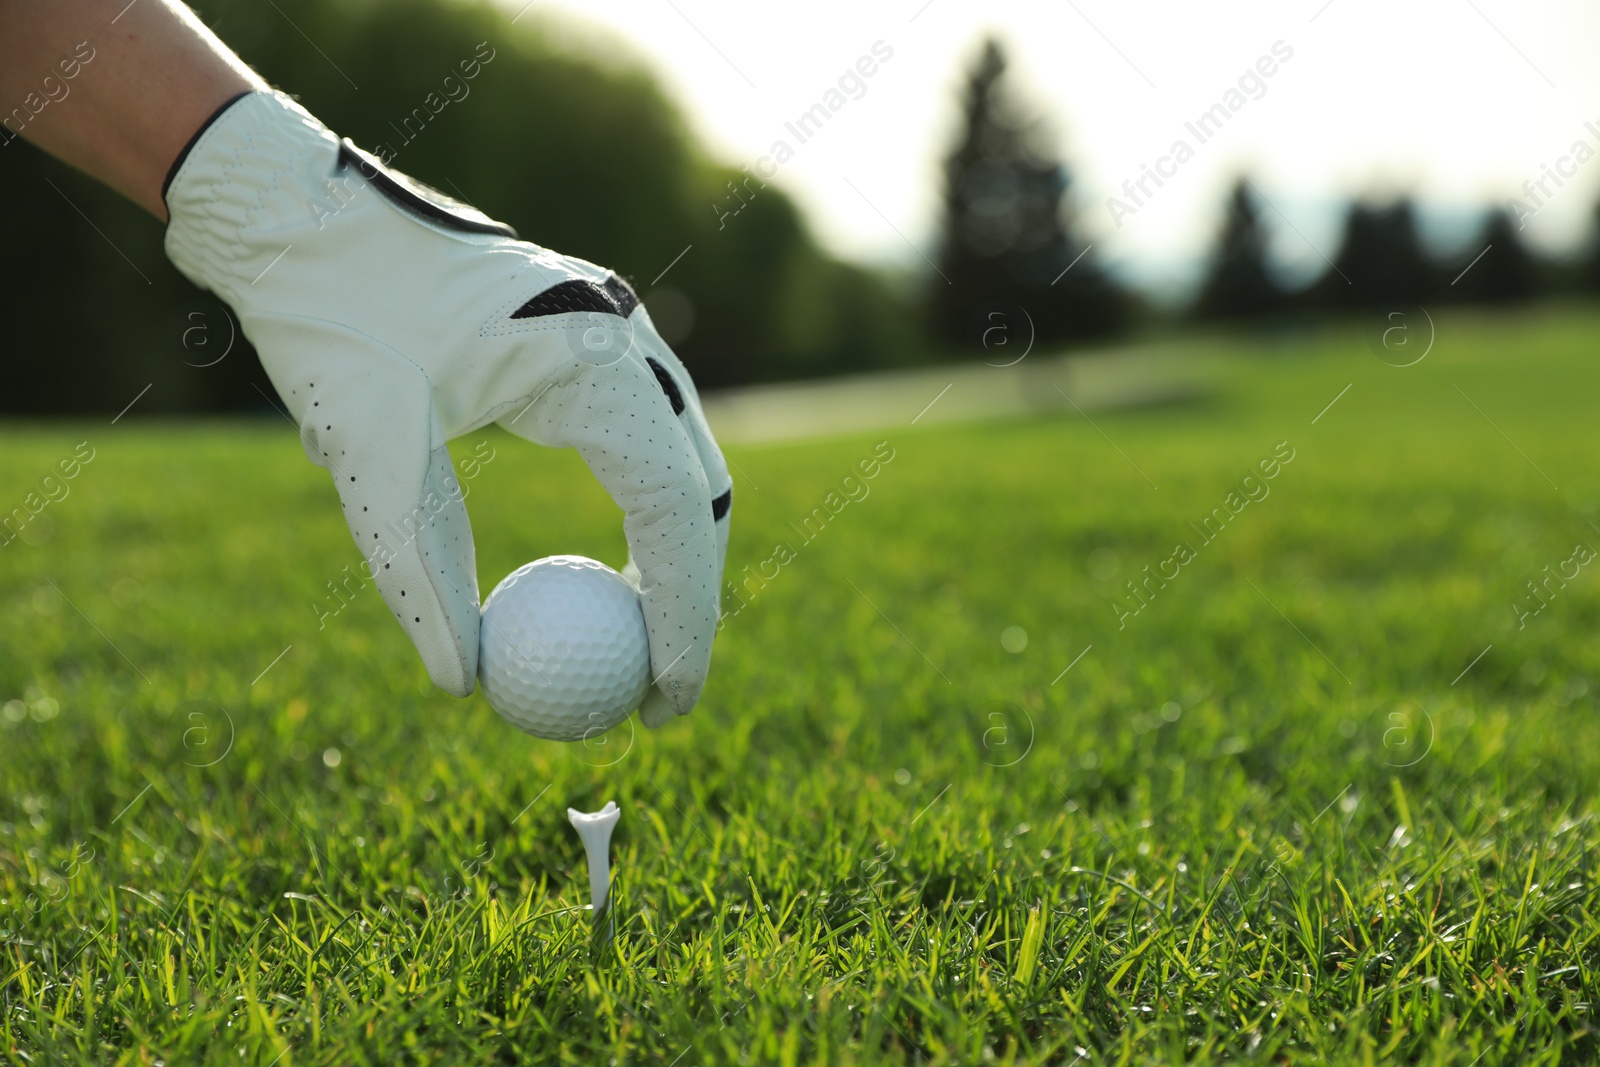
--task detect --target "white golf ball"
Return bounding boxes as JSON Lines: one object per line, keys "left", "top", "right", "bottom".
{"left": 478, "top": 555, "right": 651, "bottom": 741}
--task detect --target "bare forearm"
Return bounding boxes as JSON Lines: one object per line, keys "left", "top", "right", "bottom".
{"left": 0, "top": 0, "right": 266, "bottom": 219}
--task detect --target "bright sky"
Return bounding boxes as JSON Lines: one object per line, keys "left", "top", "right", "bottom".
{"left": 505, "top": 0, "right": 1600, "bottom": 294}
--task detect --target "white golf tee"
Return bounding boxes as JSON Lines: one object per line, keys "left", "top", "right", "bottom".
{"left": 568, "top": 801, "right": 620, "bottom": 911}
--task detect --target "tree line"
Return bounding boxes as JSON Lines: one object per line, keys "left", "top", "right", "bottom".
{"left": 929, "top": 38, "right": 1592, "bottom": 354}
{"left": 0, "top": 0, "right": 917, "bottom": 414}
{"left": 0, "top": 12, "right": 1586, "bottom": 415}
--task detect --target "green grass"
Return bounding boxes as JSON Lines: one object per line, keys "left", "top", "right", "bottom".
{"left": 4, "top": 304, "right": 1600, "bottom": 1064}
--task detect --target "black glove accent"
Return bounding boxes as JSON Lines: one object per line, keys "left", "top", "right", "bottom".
{"left": 602, "top": 274, "right": 640, "bottom": 317}
{"left": 337, "top": 140, "right": 517, "bottom": 239}
{"left": 513, "top": 278, "right": 628, "bottom": 319}
{"left": 646, "top": 357, "right": 686, "bottom": 415}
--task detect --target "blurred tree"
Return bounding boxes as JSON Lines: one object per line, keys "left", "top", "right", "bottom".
{"left": 0, "top": 0, "right": 918, "bottom": 413}
{"left": 1311, "top": 198, "right": 1436, "bottom": 308}
{"left": 1448, "top": 208, "right": 1535, "bottom": 304}
{"left": 1586, "top": 198, "right": 1600, "bottom": 293}
{"left": 930, "top": 38, "right": 1121, "bottom": 353}
{"left": 1194, "top": 178, "right": 1284, "bottom": 320}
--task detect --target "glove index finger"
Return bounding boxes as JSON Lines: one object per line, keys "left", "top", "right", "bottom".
{"left": 504, "top": 356, "right": 720, "bottom": 716}
{"left": 252, "top": 313, "right": 481, "bottom": 697}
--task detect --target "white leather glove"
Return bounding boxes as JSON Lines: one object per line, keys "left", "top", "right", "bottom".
{"left": 163, "top": 91, "right": 731, "bottom": 725}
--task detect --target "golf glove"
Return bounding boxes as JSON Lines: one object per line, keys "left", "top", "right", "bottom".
{"left": 163, "top": 90, "right": 731, "bottom": 725}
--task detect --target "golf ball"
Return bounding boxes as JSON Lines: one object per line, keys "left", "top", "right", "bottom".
{"left": 478, "top": 555, "right": 651, "bottom": 741}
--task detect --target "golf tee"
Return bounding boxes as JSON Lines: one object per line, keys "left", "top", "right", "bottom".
{"left": 568, "top": 801, "right": 620, "bottom": 911}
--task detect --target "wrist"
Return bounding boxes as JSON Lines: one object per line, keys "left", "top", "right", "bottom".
{"left": 160, "top": 88, "right": 256, "bottom": 210}
{"left": 162, "top": 90, "right": 342, "bottom": 303}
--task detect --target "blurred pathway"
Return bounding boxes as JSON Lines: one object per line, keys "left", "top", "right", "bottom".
{"left": 700, "top": 345, "right": 1207, "bottom": 444}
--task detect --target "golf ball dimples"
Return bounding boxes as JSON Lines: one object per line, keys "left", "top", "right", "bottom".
{"left": 478, "top": 556, "right": 651, "bottom": 741}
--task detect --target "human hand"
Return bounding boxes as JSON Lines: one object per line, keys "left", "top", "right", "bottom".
{"left": 163, "top": 92, "right": 731, "bottom": 724}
